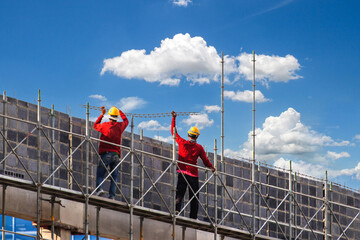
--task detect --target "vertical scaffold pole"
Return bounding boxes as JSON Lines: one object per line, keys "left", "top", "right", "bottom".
{"left": 84, "top": 102, "right": 90, "bottom": 239}
{"left": 96, "top": 206, "right": 100, "bottom": 240}
{"left": 50, "top": 104, "right": 55, "bottom": 240}
{"left": 51, "top": 104, "right": 55, "bottom": 186}
{"left": 36, "top": 89, "right": 41, "bottom": 240}
{"left": 2, "top": 185, "right": 6, "bottom": 240}
{"left": 140, "top": 129, "right": 144, "bottom": 240}
{"left": 50, "top": 196, "right": 55, "bottom": 240}
{"left": 1, "top": 91, "right": 6, "bottom": 240}
{"left": 251, "top": 51, "right": 256, "bottom": 238}
{"left": 324, "top": 171, "right": 329, "bottom": 240}
{"left": 140, "top": 129, "right": 144, "bottom": 207}
{"left": 294, "top": 172, "right": 297, "bottom": 237}
{"left": 220, "top": 52, "right": 225, "bottom": 223}
{"left": 130, "top": 116, "right": 134, "bottom": 240}
{"left": 329, "top": 181, "right": 332, "bottom": 239}
{"left": 205, "top": 148, "right": 209, "bottom": 212}
{"left": 2, "top": 91, "right": 6, "bottom": 171}
{"left": 68, "top": 110, "right": 73, "bottom": 189}
{"left": 289, "top": 161, "right": 293, "bottom": 239}
{"left": 172, "top": 126, "right": 177, "bottom": 240}
{"left": 214, "top": 139, "right": 218, "bottom": 240}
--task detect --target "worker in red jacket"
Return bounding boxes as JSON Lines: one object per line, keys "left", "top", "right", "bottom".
{"left": 171, "top": 111, "right": 215, "bottom": 219}
{"left": 93, "top": 106, "right": 129, "bottom": 199}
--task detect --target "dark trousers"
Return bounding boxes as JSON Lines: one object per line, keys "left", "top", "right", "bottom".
{"left": 96, "top": 152, "right": 120, "bottom": 198}
{"left": 175, "top": 173, "right": 199, "bottom": 219}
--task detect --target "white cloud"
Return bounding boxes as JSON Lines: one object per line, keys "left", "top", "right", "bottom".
{"left": 138, "top": 120, "right": 170, "bottom": 131}
{"left": 204, "top": 105, "right": 221, "bottom": 113}
{"left": 355, "top": 134, "right": 360, "bottom": 141}
{"left": 228, "top": 108, "right": 350, "bottom": 162}
{"left": 274, "top": 158, "right": 360, "bottom": 180}
{"left": 182, "top": 113, "right": 214, "bottom": 130}
{"left": 159, "top": 78, "right": 180, "bottom": 86}
{"left": 173, "top": 0, "right": 192, "bottom": 7}
{"left": 101, "top": 33, "right": 221, "bottom": 86}
{"left": 274, "top": 158, "right": 327, "bottom": 179}
{"left": 326, "top": 151, "right": 350, "bottom": 161}
{"left": 154, "top": 135, "right": 174, "bottom": 143}
{"left": 224, "top": 90, "right": 270, "bottom": 103}
{"left": 117, "top": 97, "right": 146, "bottom": 112}
{"left": 101, "top": 33, "right": 301, "bottom": 87}
{"left": 237, "top": 52, "right": 301, "bottom": 86}
{"left": 89, "top": 94, "right": 107, "bottom": 101}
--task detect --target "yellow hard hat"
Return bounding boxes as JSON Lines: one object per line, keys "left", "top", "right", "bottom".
{"left": 188, "top": 126, "right": 200, "bottom": 136}
{"left": 108, "top": 106, "right": 120, "bottom": 116}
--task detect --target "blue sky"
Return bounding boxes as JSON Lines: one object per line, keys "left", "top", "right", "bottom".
{"left": 1, "top": 0, "right": 360, "bottom": 189}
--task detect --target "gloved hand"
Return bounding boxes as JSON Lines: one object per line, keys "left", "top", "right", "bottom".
{"left": 101, "top": 106, "right": 106, "bottom": 115}
{"left": 171, "top": 111, "right": 177, "bottom": 118}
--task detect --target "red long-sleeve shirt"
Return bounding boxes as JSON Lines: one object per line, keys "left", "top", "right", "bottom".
{"left": 93, "top": 111, "right": 129, "bottom": 155}
{"left": 171, "top": 117, "right": 213, "bottom": 177}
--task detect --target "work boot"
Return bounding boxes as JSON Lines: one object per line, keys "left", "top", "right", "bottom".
{"left": 108, "top": 195, "right": 115, "bottom": 200}
{"left": 95, "top": 189, "right": 104, "bottom": 197}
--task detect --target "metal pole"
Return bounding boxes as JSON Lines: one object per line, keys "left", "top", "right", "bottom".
{"left": 329, "top": 181, "right": 332, "bottom": 240}
{"left": 2, "top": 91, "right": 6, "bottom": 171}
{"left": 324, "top": 171, "right": 329, "bottom": 240}
{"left": 96, "top": 206, "right": 100, "bottom": 240}
{"left": 140, "top": 129, "right": 145, "bottom": 240}
{"left": 251, "top": 50, "right": 256, "bottom": 238}
{"left": 140, "top": 217, "right": 144, "bottom": 240}
{"left": 84, "top": 102, "right": 90, "bottom": 239}
{"left": 68, "top": 108, "right": 73, "bottom": 189}
{"left": 2, "top": 185, "right": 6, "bottom": 240}
{"left": 36, "top": 89, "right": 41, "bottom": 240}
{"left": 289, "top": 161, "right": 293, "bottom": 240}
{"left": 205, "top": 148, "right": 209, "bottom": 212}
{"left": 214, "top": 139, "right": 218, "bottom": 240}
{"left": 51, "top": 104, "right": 55, "bottom": 186}
{"left": 50, "top": 196, "right": 55, "bottom": 240}
{"left": 129, "top": 116, "right": 134, "bottom": 240}
{"left": 172, "top": 126, "right": 177, "bottom": 240}
{"left": 140, "top": 129, "right": 144, "bottom": 207}
{"left": 1, "top": 91, "right": 6, "bottom": 240}
{"left": 294, "top": 172, "right": 297, "bottom": 237}
{"left": 220, "top": 51, "right": 225, "bottom": 223}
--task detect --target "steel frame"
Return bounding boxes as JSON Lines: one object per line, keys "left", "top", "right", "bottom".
{"left": 0, "top": 91, "right": 359, "bottom": 240}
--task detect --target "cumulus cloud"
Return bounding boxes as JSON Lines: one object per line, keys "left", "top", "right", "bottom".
{"left": 118, "top": 97, "right": 146, "bottom": 112}
{"left": 101, "top": 33, "right": 301, "bottom": 86}
{"left": 204, "top": 105, "right": 221, "bottom": 113}
{"left": 224, "top": 90, "right": 270, "bottom": 103}
{"left": 182, "top": 113, "right": 214, "bottom": 130}
{"left": 355, "top": 134, "right": 360, "bottom": 141}
{"left": 154, "top": 135, "right": 173, "bottom": 143}
{"left": 173, "top": 0, "right": 192, "bottom": 7}
{"left": 138, "top": 120, "right": 170, "bottom": 131}
{"left": 226, "top": 108, "right": 350, "bottom": 162}
{"left": 101, "top": 33, "right": 220, "bottom": 86}
{"left": 326, "top": 151, "right": 350, "bottom": 161}
{"left": 274, "top": 158, "right": 360, "bottom": 180}
{"left": 237, "top": 52, "right": 301, "bottom": 86}
{"left": 89, "top": 94, "right": 107, "bottom": 101}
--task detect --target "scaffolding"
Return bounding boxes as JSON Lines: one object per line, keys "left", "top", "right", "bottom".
{"left": 0, "top": 90, "right": 359, "bottom": 240}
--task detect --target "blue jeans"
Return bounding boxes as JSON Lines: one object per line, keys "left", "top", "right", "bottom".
{"left": 96, "top": 152, "right": 120, "bottom": 198}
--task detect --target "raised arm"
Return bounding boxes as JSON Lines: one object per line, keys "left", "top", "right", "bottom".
{"left": 119, "top": 109, "right": 129, "bottom": 131}
{"left": 93, "top": 106, "right": 106, "bottom": 132}
{"left": 171, "top": 111, "right": 185, "bottom": 144}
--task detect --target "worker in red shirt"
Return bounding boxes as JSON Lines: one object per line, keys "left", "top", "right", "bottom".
{"left": 94, "top": 106, "right": 129, "bottom": 199}
{"left": 171, "top": 111, "right": 215, "bottom": 219}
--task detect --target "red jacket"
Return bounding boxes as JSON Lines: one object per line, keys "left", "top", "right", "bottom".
{"left": 171, "top": 117, "right": 213, "bottom": 177}
{"left": 93, "top": 111, "right": 129, "bottom": 155}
